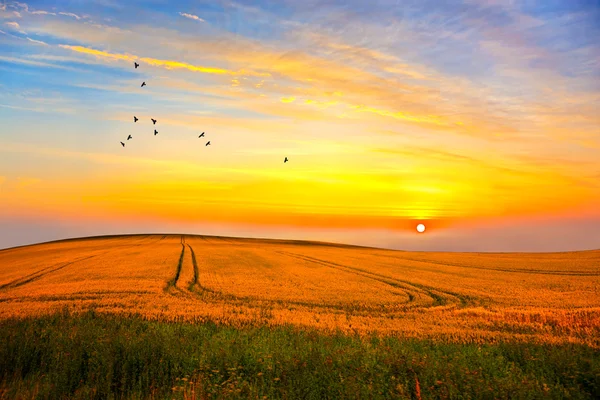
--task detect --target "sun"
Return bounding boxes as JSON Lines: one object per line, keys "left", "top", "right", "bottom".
{"left": 416, "top": 223, "right": 426, "bottom": 233}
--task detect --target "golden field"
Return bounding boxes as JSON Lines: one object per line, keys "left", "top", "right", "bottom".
{"left": 1, "top": 234, "right": 599, "bottom": 347}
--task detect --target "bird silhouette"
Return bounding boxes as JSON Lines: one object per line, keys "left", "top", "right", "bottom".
{"left": 154, "top": 129, "right": 158, "bottom": 136}
{"left": 120, "top": 141, "right": 125, "bottom": 147}
{"left": 134, "top": 116, "right": 138, "bottom": 122}
{"left": 134, "top": 62, "right": 139, "bottom": 69}
{"left": 141, "top": 82, "right": 146, "bottom": 87}
{"left": 284, "top": 157, "right": 288, "bottom": 163}
{"left": 151, "top": 118, "right": 157, "bottom": 125}
{"left": 127, "top": 135, "right": 132, "bottom": 140}
{"left": 205, "top": 141, "right": 211, "bottom": 146}
{"left": 199, "top": 132, "right": 205, "bottom": 138}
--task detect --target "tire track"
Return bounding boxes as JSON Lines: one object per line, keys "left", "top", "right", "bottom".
{"left": 186, "top": 244, "right": 200, "bottom": 291}
{"left": 374, "top": 253, "right": 600, "bottom": 276}
{"left": 165, "top": 236, "right": 186, "bottom": 292}
{"left": 192, "top": 282, "right": 408, "bottom": 313}
{"left": 0, "top": 254, "right": 99, "bottom": 292}
{"left": 185, "top": 246, "right": 419, "bottom": 313}
{"left": 276, "top": 250, "right": 435, "bottom": 307}
{"left": 276, "top": 250, "right": 470, "bottom": 309}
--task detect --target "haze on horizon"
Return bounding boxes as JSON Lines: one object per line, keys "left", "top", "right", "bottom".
{"left": 1, "top": 0, "right": 599, "bottom": 252}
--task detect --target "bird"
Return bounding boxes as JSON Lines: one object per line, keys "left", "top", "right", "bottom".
{"left": 199, "top": 132, "right": 205, "bottom": 138}
{"left": 120, "top": 141, "right": 125, "bottom": 147}
{"left": 154, "top": 129, "right": 158, "bottom": 136}
{"left": 127, "top": 135, "right": 132, "bottom": 140}
{"left": 141, "top": 82, "right": 146, "bottom": 87}
{"left": 134, "top": 116, "right": 138, "bottom": 122}
{"left": 151, "top": 118, "right": 157, "bottom": 125}
{"left": 134, "top": 62, "right": 139, "bottom": 69}
{"left": 205, "top": 141, "right": 211, "bottom": 146}
{"left": 284, "top": 157, "right": 288, "bottom": 163}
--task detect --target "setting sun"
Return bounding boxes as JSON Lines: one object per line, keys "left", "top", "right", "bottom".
{"left": 417, "top": 223, "right": 426, "bottom": 233}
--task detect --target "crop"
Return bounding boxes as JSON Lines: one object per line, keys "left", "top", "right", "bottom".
{"left": 1, "top": 234, "right": 599, "bottom": 347}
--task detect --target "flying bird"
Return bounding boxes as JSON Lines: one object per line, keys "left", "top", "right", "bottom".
{"left": 134, "top": 116, "right": 138, "bottom": 122}
{"left": 127, "top": 135, "right": 132, "bottom": 140}
{"left": 134, "top": 62, "right": 139, "bottom": 69}
{"left": 205, "top": 141, "right": 211, "bottom": 146}
{"left": 199, "top": 132, "right": 205, "bottom": 138}
{"left": 141, "top": 82, "right": 146, "bottom": 87}
{"left": 120, "top": 142, "right": 125, "bottom": 147}
{"left": 154, "top": 129, "right": 158, "bottom": 136}
{"left": 151, "top": 118, "right": 157, "bottom": 125}
{"left": 284, "top": 157, "right": 288, "bottom": 163}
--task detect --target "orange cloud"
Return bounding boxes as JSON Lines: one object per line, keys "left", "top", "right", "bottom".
{"left": 59, "top": 45, "right": 270, "bottom": 77}
{"left": 349, "top": 104, "right": 449, "bottom": 126}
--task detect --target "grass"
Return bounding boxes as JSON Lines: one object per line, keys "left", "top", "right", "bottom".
{"left": 1, "top": 309, "right": 599, "bottom": 399}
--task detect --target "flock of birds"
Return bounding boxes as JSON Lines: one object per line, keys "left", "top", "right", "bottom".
{"left": 120, "top": 62, "right": 289, "bottom": 163}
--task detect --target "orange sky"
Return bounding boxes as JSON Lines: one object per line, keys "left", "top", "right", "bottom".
{"left": 0, "top": 0, "right": 599, "bottom": 250}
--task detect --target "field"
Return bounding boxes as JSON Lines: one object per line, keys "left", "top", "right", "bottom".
{"left": 1, "top": 234, "right": 599, "bottom": 346}
{"left": 1, "top": 234, "right": 599, "bottom": 398}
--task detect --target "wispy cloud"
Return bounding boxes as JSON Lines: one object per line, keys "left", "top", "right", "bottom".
{"left": 26, "top": 37, "right": 47, "bottom": 45}
{"left": 0, "top": 28, "right": 20, "bottom": 39}
{"left": 0, "top": 55, "right": 77, "bottom": 70}
{"left": 58, "top": 12, "right": 81, "bottom": 20}
{"left": 59, "top": 44, "right": 270, "bottom": 77}
{"left": 178, "top": 12, "right": 204, "bottom": 22}
{"left": 4, "top": 20, "right": 24, "bottom": 33}
{"left": 30, "top": 10, "right": 57, "bottom": 16}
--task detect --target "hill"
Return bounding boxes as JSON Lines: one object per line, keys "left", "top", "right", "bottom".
{"left": 1, "top": 234, "right": 599, "bottom": 347}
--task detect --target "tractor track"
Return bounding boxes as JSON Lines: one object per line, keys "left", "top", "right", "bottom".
{"left": 0, "top": 254, "right": 99, "bottom": 292}
{"left": 276, "top": 250, "right": 471, "bottom": 309}
{"left": 373, "top": 253, "right": 600, "bottom": 276}
{"left": 186, "top": 244, "right": 200, "bottom": 291}
{"left": 165, "top": 236, "right": 186, "bottom": 291}
{"left": 183, "top": 246, "right": 425, "bottom": 313}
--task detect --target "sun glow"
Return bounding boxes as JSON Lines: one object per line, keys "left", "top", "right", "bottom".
{"left": 416, "top": 223, "right": 426, "bottom": 233}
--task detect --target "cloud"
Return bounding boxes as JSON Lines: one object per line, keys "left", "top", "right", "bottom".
{"left": 23, "top": 19, "right": 477, "bottom": 133}
{"left": 4, "top": 21, "right": 23, "bottom": 31}
{"left": 0, "top": 55, "right": 77, "bottom": 70}
{"left": 349, "top": 104, "right": 448, "bottom": 127}
{"left": 58, "top": 12, "right": 81, "bottom": 20}
{"left": 26, "top": 37, "right": 47, "bottom": 45}
{"left": 17, "top": 3, "right": 600, "bottom": 148}
{"left": 59, "top": 44, "right": 270, "bottom": 77}
{"left": 179, "top": 12, "right": 205, "bottom": 22}
{"left": 30, "top": 10, "right": 57, "bottom": 16}
{"left": 0, "top": 28, "right": 20, "bottom": 39}
{"left": 303, "top": 99, "right": 339, "bottom": 109}
{"left": 280, "top": 96, "right": 295, "bottom": 103}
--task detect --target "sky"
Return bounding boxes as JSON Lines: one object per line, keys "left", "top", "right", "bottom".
{"left": 0, "top": 0, "right": 599, "bottom": 252}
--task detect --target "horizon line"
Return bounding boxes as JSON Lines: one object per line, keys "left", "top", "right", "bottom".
{"left": 1, "top": 232, "right": 598, "bottom": 255}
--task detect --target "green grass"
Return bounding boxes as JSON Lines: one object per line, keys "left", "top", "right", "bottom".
{"left": 1, "top": 309, "right": 598, "bottom": 399}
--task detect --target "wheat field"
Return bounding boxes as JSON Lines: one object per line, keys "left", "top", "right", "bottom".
{"left": 1, "top": 234, "right": 599, "bottom": 347}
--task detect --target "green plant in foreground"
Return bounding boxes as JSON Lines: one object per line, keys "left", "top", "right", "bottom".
{"left": 0, "top": 309, "right": 598, "bottom": 399}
